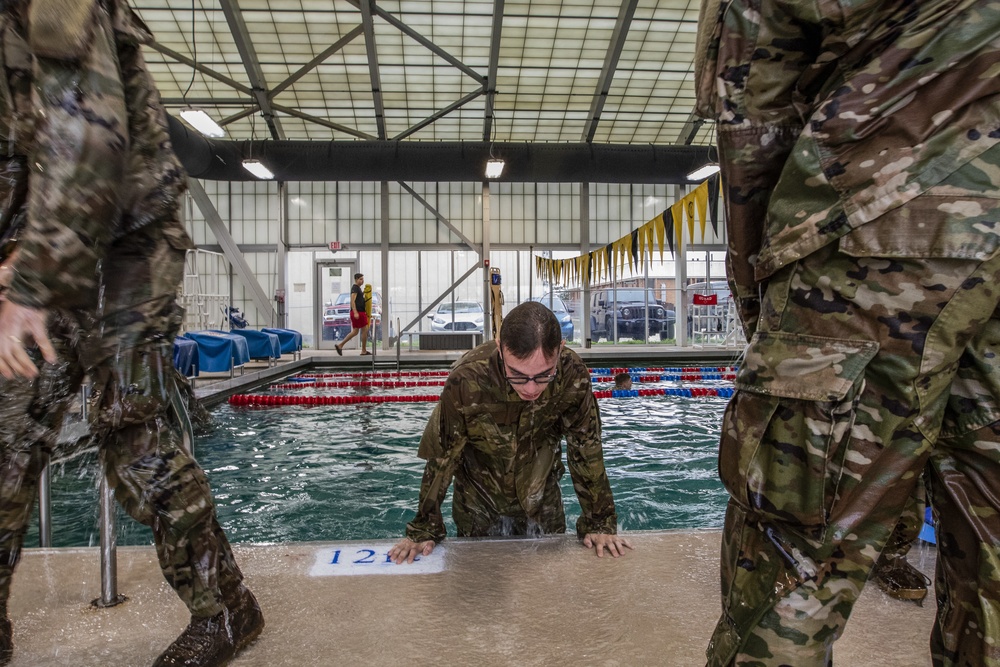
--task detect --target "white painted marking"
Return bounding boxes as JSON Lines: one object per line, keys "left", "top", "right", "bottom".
{"left": 309, "top": 543, "right": 446, "bottom": 576}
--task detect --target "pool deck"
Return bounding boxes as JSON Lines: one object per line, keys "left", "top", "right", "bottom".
{"left": 10, "top": 530, "right": 936, "bottom": 666}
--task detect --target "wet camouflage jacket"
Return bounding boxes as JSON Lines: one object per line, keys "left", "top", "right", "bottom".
{"left": 694, "top": 0, "right": 1000, "bottom": 335}
{"left": 405, "top": 341, "right": 618, "bottom": 543}
{"left": 0, "top": 0, "right": 190, "bottom": 311}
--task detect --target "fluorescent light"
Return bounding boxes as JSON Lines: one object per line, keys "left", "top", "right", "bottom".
{"left": 485, "top": 159, "right": 505, "bottom": 179}
{"left": 242, "top": 159, "right": 274, "bottom": 179}
{"left": 686, "top": 163, "right": 720, "bottom": 181}
{"left": 180, "top": 107, "right": 225, "bottom": 138}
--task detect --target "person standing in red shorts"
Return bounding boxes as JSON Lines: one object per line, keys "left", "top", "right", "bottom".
{"left": 335, "top": 273, "right": 369, "bottom": 356}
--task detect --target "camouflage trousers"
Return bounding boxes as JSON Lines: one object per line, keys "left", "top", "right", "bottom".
{"left": 0, "top": 225, "right": 242, "bottom": 618}
{"left": 882, "top": 479, "right": 925, "bottom": 561}
{"left": 706, "top": 241, "right": 1000, "bottom": 666}
{"left": 452, "top": 468, "right": 567, "bottom": 537}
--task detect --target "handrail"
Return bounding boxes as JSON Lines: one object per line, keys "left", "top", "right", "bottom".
{"left": 37, "top": 468, "right": 52, "bottom": 548}
{"left": 88, "top": 384, "right": 125, "bottom": 608}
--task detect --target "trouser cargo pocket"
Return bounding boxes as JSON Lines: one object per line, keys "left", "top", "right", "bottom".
{"left": 719, "top": 331, "right": 879, "bottom": 529}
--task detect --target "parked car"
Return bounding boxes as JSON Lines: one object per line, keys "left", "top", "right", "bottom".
{"left": 528, "top": 294, "right": 574, "bottom": 341}
{"left": 428, "top": 301, "right": 484, "bottom": 333}
{"left": 590, "top": 288, "right": 675, "bottom": 341}
{"left": 323, "top": 291, "right": 383, "bottom": 341}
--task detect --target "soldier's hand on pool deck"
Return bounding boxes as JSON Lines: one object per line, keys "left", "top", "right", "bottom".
{"left": 0, "top": 301, "right": 56, "bottom": 380}
{"left": 583, "top": 533, "right": 634, "bottom": 558}
{"left": 390, "top": 537, "right": 436, "bottom": 564}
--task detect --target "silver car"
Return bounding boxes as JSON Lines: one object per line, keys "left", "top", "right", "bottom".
{"left": 429, "top": 301, "right": 485, "bottom": 332}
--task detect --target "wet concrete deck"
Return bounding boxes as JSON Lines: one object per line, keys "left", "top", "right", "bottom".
{"left": 10, "top": 530, "right": 936, "bottom": 666}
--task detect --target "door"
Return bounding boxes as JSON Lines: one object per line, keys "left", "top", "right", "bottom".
{"left": 316, "top": 261, "right": 357, "bottom": 350}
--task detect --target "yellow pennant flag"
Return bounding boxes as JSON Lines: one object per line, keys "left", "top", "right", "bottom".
{"left": 671, "top": 201, "right": 685, "bottom": 255}
{"left": 644, "top": 220, "right": 655, "bottom": 265}
{"left": 694, "top": 181, "right": 709, "bottom": 241}
{"left": 654, "top": 212, "right": 666, "bottom": 258}
{"left": 686, "top": 197, "right": 696, "bottom": 245}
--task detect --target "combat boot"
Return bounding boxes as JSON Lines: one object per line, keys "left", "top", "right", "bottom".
{"left": 871, "top": 553, "right": 931, "bottom": 605}
{"left": 0, "top": 614, "right": 10, "bottom": 666}
{"left": 152, "top": 587, "right": 263, "bottom": 666}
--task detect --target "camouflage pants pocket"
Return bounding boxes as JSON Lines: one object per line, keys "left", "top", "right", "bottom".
{"left": 721, "top": 331, "right": 879, "bottom": 529}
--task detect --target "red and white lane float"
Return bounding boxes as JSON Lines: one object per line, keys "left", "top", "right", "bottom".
{"left": 229, "top": 386, "right": 735, "bottom": 408}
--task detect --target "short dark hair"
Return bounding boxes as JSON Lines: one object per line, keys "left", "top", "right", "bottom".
{"left": 354, "top": 273, "right": 364, "bottom": 280}
{"left": 614, "top": 372, "right": 631, "bottom": 387}
{"left": 499, "top": 301, "right": 561, "bottom": 359}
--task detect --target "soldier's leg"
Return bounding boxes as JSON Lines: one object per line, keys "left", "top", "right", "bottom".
{"left": 870, "top": 480, "right": 931, "bottom": 602}
{"left": 925, "top": 313, "right": 1000, "bottom": 666}
{"left": 92, "top": 342, "right": 245, "bottom": 617}
{"left": 707, "top": 245, "right": 1000, "bottom": 666}
{"left": 0, "top": 318, "right": 83, "bottom": 664}
{"left": 880, "top": 482, "right": 925, "bottom": 560}
{"left": 90, "top": 224, "right": 249, "bottom": 615}
{"left": 927, "top": 422, "right": 1000, "bottom": 666}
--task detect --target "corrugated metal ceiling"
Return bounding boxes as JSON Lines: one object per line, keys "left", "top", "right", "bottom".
{"left": 137, "top": 0, "right": 713, "bottom": 148}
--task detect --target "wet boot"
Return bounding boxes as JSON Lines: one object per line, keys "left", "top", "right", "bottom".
{"left": 152, "top": 586, "right": 263, "bottom": 667}
{"left": 871, "top": 553, "right": 931, "bottom": 605}
{"left": 0, "top": 613, "right": 10, "bottom": 666}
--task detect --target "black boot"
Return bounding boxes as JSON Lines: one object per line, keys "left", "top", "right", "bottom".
{"left": 871, "top": 553, "right": 931, "bottom": 605}
{"left": 153, "top": 587, "right": 263, "bottom": 666}
{"left": 0, "top": 614, "right": 10, "bottom": 666}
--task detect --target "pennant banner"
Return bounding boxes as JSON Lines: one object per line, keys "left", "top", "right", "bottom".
{"left": 533, "top": 178, "right": 720, "bottom": 286}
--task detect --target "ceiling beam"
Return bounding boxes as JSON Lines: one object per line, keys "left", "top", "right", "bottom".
{"left": 581, "top": 0, "right": 639, "bottom": 143}
{"left": 394, "top": 88, "right": 485, "bottom": 141}
{"left": 344, "top": 0, "right": 485, "bottom": 84}
{"left": 270, "top": 25, "right": 366, "bottom": 98}
{"left": 270, "top": 103, "right": 377, "bottom": 140}
{"left": 219, "top": 0, "right": 285, "bottom": 140}
{"left": 357, "top": 0, "right": 387, "bottom": 139}
{"left": 482, "top": 0, "right": 505, "bottom": 142}
{"left": 147, "top": 40, "right": 253, "bottom": 96}
{"left": 676, "top": 112, "right": 706, "bottom": 145}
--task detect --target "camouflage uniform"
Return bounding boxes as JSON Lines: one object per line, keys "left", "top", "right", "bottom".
{"left": 695, "top": 1, "right": 1000, "bottom": 665}
{"left": 406, "top": 341, "right": 619, "bottom": 543}
{"left": 0, "top": 0, "right": 244, "bottom": 618}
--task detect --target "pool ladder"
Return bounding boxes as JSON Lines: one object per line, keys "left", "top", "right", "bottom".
{"left": 369, "top": 317, "right": 401, "bottom": 375}
{"left": 36, "top": 381, "right": 196, "bottom": 609}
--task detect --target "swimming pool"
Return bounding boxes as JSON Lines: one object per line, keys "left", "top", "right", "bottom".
{"left": 28, "top": 368, "right": 733, "bottom": 547}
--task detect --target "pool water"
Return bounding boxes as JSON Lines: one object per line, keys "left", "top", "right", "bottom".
{"left": 28, "top": 377, "right": 731, "bottom": 548}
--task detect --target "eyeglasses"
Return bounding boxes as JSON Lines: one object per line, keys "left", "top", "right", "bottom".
{"left": 499, "top": 350, "right": 558, "bottom": 385}
{"left": 505, "top": 372, "right": 557, "bottom": 385}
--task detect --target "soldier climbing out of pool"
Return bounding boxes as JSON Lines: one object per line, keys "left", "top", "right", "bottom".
{"left": 389, "top": 301, "right": 633, "bottom": 564}
{"left": 0, "top": 1, "right": 263, "bottom": 664}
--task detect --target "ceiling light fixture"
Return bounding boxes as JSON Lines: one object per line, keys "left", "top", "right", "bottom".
{"left": 686, "top": 163, "right": 721, "bottom": 181}
{"left": 242, "top": 159, "right": 274, "bottom": 180}
{"left": 180, "top": 107, "right": 226, "bottom": 138}
{"left": 485, "top": 158, "right": 505, "bottom": 179}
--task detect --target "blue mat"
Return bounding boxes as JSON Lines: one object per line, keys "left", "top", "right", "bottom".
{"left": 262, "top": 328, "right": 302, "bottom": 355}
{"left": 229, "top": 329, "right": 281, "bottom": 360}
{"left": 173, "top": 337, "right": 199, "bottom": 377}
{"left": 919, "top": 506, "right": 936, "bottom": 545}
{"left": 183, "top": 331, "right": 251, "bottom": 373}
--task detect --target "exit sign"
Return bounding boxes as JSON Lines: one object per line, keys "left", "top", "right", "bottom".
{"left": 328, "top": 241, "right": 342, "bottom": 251}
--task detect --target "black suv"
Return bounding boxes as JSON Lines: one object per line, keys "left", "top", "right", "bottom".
{"left": 590, "top": 288, "right": 675, "bottom": 341}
